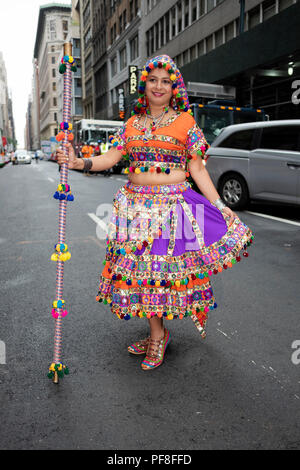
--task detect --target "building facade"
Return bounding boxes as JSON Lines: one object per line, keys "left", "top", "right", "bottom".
{"left": 105, "top": 0, "right": 141, "bottom": 119}
{"left": 92, "top": 0, "right": 109, "bottom": 120}
{"left": 78, "top": 0, "right": 94, "bottom": 118}
{"left": 33, "top": 4, "right": 72, "bottom": 142}
{"left": 57, "top": 0, "right": 83, "bottom": 125}
{"left": 142, "top": 0, "right": 300, "bottom": 119}
{"left": 0, "top": 52, "right": 16, "bottom": 152}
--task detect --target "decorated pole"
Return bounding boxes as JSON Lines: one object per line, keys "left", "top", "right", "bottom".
{"left": 48, "top": 43, "right": 77, "bottom": 384}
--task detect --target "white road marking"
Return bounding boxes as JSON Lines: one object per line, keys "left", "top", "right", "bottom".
{"left": 244, "top": 211, "right": 300, "bottom": 227}
{"left": 216, "top": 328, "right": 230, "bottom": 339}
{"left": 48, "top": 177, "right": 55, "bottom": 183}
{"left": 87, "top": 213, "right": 108, "bottom": 233}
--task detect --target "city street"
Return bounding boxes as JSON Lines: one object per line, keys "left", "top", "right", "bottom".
{"left": 0, "top": 160, "right": 300, "bottom": 450}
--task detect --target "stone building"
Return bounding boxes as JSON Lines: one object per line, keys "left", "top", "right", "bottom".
{"left": 33, "top": 4, "right": 72, "bottom": 142}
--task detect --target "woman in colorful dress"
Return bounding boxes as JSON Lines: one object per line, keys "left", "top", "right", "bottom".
{"left": 56, "top": 55, "right": 253, "bottom": 371}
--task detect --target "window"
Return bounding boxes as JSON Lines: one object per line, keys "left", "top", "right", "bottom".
{"left": 130, "top": 0, "right": 134, "bottom": 20}
{"left": 160, "top": 18, "right": 164, "bottom": 46}
{"left": 183, "top": 50, "right": 189, "bottom": 65}
{"left": 84, "top": 27, "right": 92, "bottom": 47}
{"left": 165, "top": 13, "right": 170, "bottom": 41}
{"left": 119, "top": 46, "right": 127, "bottom": 70}
{"left": 225, "top": 22, "right": 235, "bottom": 42}
{"left": 51, "top": 45, "right": 55, "bottom": 52}
{"left": 62, "top": 20, "right": 68, "bottom": 32}
{"left": 111, "top": 56, "right": 117, "bottom": 77}
{"left": 123, "top": 10, "right": 127, "bottom": 30}
{"left": 199, "top": 0, "right": 206, "bottom": 16}
{"left": 184, "top": 0, "right": 189, "bottom": 28}
{"left": 52, "top": 82, "right": 56, "bottom": 91}
{"left": 52, "top": 69, "right": 56, "bottom": 78}
{"left": 119, "top": 15, "right": 123, "bottom": 34}
{"left": 134, "top": 0, "right": 139, "bottom": 16}
{"left": 207, "top": 0, "right": 215, "bottom": 12}
{"left": 279, "top": 0, "right": 294, "bottom": 11}
{"left": 215, "top": 28, "right": 223, "bottom": 47}
{"left": 190, "top": 45, "right": 197, "bottom": 61}
{"left": 248, "top": 5, "right": 261, "bottom": 29}
{"left": 85, "top": 53, "right": 92, "bottom": 72}
{"left": 51, "top": 56, "right": 56, "bottom": 64}
{"left": 130, "top": 35, "right": 139, "bottom": 61}
{"left": 192, "top": 0, "right": 197, "bottom": 22}
{"left": 259, "top": 126, "right": 300, "bottom": 151}
{"left": 50, "top": 20, "right": 56, "bottom": 40}
{"left": 155, "top": 23, "right": 159, "bottom": 51}
{"left": 220, "top": 130, "right": 254, "bottom": 150}
{"left": 171, "top": 7, "right": 176, "bottom": 37}
{"left": 198, "top": 40, "right": 205, "bottom": 56}
{"left": 53, "top": 97, "right": 57, "bottom": 106}
{"left": 206, "top": 34, "right": 214, "bottom": 52}
{"left": 262, "top": 0, "right": 276, "bottom": 21}
{"left": 54, "top": 112, "right": 57, "bottom": 122}
{"left": 177, "top": 2, "right": 182, "bottom": 33}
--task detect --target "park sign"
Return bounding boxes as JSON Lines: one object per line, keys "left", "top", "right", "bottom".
{"left": 129, "top": 65, "right": 138, "bottom": 95}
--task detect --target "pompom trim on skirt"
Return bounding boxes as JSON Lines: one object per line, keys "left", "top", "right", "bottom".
{"left": 96, "top": 181, "right": 253, "bottom": 337}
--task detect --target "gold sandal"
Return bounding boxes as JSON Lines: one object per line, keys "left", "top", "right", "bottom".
{"left": 128, "top": 337, "right": 149, "bottom": 355}
{"left": 141, "top": 329, "right": 171, "bottom": 370}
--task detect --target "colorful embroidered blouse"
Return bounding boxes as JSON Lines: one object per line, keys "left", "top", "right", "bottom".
{"left": 111, "top": 111, "right": 209, "bottom": 175}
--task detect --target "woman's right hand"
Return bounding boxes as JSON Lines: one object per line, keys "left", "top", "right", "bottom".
{"left": 56, "top": 143, "right": 78, "bottom": 169}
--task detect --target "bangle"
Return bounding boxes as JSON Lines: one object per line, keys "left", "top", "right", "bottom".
{"left": 83, "top": 158, "right": 93, "bottom": 171}
{"left": 212, "top": 197, "right": 226, "bottom": 211}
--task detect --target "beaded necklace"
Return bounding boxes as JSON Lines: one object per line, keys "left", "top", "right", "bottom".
{"left": 141, "top": 106, "right": 169, "bottom": 142}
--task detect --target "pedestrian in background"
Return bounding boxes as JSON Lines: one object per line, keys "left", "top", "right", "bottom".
{"left": 56, "top": 55, "right": 253, "bottom": 371}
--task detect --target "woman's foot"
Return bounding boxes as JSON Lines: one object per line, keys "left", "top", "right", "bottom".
{"left": 128, "top": 337, "right": 149, "bottom": 355}
{"left": 141, "top": 329, "right": 171, "bottom": 370}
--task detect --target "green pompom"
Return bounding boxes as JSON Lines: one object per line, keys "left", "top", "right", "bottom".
{"left": 64, "top": 367, "right": 69, "bottom": 375}
{"left": 58, "top": 370, "right": 64, "bottom": 378}
{"left": 59, "top": 64, "right": 66, "bottom": 74}
{"left": 71, "top": 66, "right": 77, "bottom": 72}
{"left": 47, "top": 372, "right": 54, "bottom": 379}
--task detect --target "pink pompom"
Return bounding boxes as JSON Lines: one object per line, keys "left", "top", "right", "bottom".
{"left": 143, "top": 279, "right": 147, "bottom": 286}
{"left": 51, "top": 309, "right": 59, "bottom": 319}
{"left": 62, "top": 309, "right": 69, "bottom": 317}
{"left": 117, "top": 145, "right": 123, "bottom": 150}
{"left": 204, "top": 306, "right": 209, "bottom": 313}
{"left": 208, "top": 270, "right": 212, "bottom": 276}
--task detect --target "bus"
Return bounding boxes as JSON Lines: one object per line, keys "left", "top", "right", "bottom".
{"left": 191, "top": 102, "right": 268, "bottom": 145}
{"left": 73, "top": 119, "right": 124, "bottom": 156}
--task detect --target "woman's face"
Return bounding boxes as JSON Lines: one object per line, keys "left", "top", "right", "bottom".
{"left": 145, "top": 68, "right": 173, "bottom": 108}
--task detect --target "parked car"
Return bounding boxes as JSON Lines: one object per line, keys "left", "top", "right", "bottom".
{"left": 16, "top": 150, "right": 31, "bottom": 164}
{"left": 205, "top": 120, "right": 300, "bottom": 209}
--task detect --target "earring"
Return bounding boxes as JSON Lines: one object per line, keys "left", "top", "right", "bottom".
{"left": 171, "top": 96, "right": 177, "bottom": 109}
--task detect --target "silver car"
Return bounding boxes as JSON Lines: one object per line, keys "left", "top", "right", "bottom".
{"left": 16, "top": 150, "right": 32, "bottom": 164}
{"left": 205, "top": 120, "right": 300, "bottom": 209}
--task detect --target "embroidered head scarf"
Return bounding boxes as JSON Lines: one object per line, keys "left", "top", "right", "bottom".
{"left": 132, "top": 54, "right": 191, "bottom": 116}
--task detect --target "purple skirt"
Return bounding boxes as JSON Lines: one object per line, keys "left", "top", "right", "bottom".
{"left": 97, "top": 181, "right": 253, "bottom": 337}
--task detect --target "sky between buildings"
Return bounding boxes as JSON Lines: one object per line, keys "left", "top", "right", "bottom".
{"left": 0, "top": 0, "right": 71, "bottom": 148}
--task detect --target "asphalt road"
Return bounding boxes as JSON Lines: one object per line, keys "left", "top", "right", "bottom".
{"left": 0, "top": 160, "right": 300, "bottom": 450}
